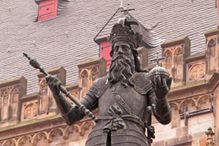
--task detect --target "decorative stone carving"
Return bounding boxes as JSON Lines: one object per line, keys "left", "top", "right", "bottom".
{"left": 170, "top": 102, "right": 180, "bottom": 128}
{"left": 80, "top": 69, "right": 89, "bottom": 88}
{"left": 188, "top": 63, "right": 205, "bottom": 81}
{"left": 205, "top": 30, "right": 219, "bottom": 73}
{"left": 80, "top": 69, "right": 90, "bottom": 98}
{"left": 0, "top": 76, "right": 27, "bottom": 125}
{"left": 0, "top": 120, "right": 94, "bottom": 146}
{"left": 161, "top": 37, "right": 190, "bottom": 87}
{"left": 207, "top": 38, "right": 217, "bottom": 72}
{"left": 23, "top": 102, "right": 38, "bottom": 120}
{"left": 179, "top": 99, "right": 197, "bottom": 114}
{"left": 9, "top": 87, "right": 19, "bottom": 120}
{"left": 63, "top": 126, "right": 74, "bottom": 140}
{"left": 32, "top": 132, "right": 48, "bottom": 146}
{"left": 91, "top": 66, "right": 99, "bottom": 82}
{"left": 73, "top": 120, "right": 95, "bottom": 137}
{"left": 197, "top": 95, "right": 212, "bottom": 110}
{"left": 1, "top": 88, "right": 10, "bottom": 122}
{"left": 78, "top": 58, "right": 106, "bottom": 99}
{"left": 2, "top": 139, "right": 16, "bottom": 146}
{"left": 38, "top": 77, "right": 53, "bottom": 114}
{"left": 17, "top": 135, "right": 32, "bottom": 146}
{"left": 163, "top": 46, "right": 184, "bottom": 83}
{"left": 48, "top": 128, "right": 64, "bottom": 143}
{"left": 37, "top": 67, "right": 66, "bottom": 115}
{"left": 70, "top": 89, "right": 79, "bottom": 101}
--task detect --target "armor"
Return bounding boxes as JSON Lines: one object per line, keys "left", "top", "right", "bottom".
{"left": 47, "top": 15, "right": 171, "bottom": 146}
{"left": 52, "top": 72, "right": 171, "bottom": 146}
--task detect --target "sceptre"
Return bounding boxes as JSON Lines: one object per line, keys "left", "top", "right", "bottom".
{"left": 23, "top": 53, "right": 96, "bottom": 121}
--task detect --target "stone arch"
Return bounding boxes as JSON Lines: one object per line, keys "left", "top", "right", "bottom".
{"left": 207, "top": 38, "right": 216, "bottom": 50}
{"left": 197, "top": 94, "right": 211, "bottom": 109}
{"left": 80, "top": 69, "right": 89, "bottom": 88}
{"left": 48, "top": 128, "right": 64, "bottom": 143}
{"left": 1, "top": 89, "right": 10, "bottom": 122}
{"left": 9, "top": 87, "right": 19, "bottom": 120}
{"left": 2, "top": 139, "right": 16, "bottom": 146}
{"left": 169, "top": 102, "right": 180, "bottom": 128}
{"left": 17, "top": 135, "right": 32, "bottom": 146}
{"left": 169, "top": 102, "right": 180, "bottom": 111}
{"left": 206, "top": 38, "right": 217, "bottom": 72}
{"left": 79, "top": 121, "right": 95, "bottom": 136}
{"left": 91, "top": 66, "right": 99, "bottom": 81}
{"left": 63, "top": 126, "right": 74, "bottom": 140}
{"left": 179, "top": 98, "right": 197, "bottom": 114}
{"left": 32, "top": 131, "right": 48, "bottom": 145}
{"left": 38, "top": 77, "right": 50, "bottom": 114}
{"left": 163, "top": 49, "right": 172, "bottom": 69}
{"left": 174, "top": 47, "right": 183, "bottom": 56}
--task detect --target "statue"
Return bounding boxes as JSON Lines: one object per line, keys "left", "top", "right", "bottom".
{"left": 46, "top": 16, "right": 172, "bottom": 146}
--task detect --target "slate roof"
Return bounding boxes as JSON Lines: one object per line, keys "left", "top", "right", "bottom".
{"left": 0, "top": 0, "right": 217, "bottom": 93}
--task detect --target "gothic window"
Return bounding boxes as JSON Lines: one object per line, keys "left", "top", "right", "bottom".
{"left": 174, "top": 47, "right": 183, "bottom": 82}
{"left": 163, "top": 49, "right": 172, "bottom": 70}
{"left": 9, "top": 87, "right": 19, "bottom": 120}
{"left": 207, "top": 38, "right": 217, "bottom": 72}
{"left": 39, "top": 78, "right": 49, "bottom": 114}
{"left": 91, "top": 66, "right": 99, "bottom": 81}
{"left": 207, "top": 39, "right": 216, "bottom": 57}
{"left": 1, "top": 90, "right": 10, "bottom": 122}
{"left": 80, "top": 70, "right": 89, "bottom": 88}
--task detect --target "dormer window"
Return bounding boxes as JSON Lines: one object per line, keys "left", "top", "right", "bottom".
{"left": 99, "top": 41, "right": 112, "bottom": 69}
{"left": 34, "top": 0, "right": 68, "bottom": 22}
{"left": 35, "top": 0, "right": 58, "bottom": 21}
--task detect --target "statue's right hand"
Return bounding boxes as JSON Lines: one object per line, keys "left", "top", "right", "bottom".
{"left": 46, "top": 75, "right": 62, "bottom": 96}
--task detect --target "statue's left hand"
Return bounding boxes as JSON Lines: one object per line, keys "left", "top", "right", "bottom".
{"left": 152, "top": 75, "right": 172, "bottom": 99}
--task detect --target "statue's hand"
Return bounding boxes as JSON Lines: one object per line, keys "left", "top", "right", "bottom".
{"left": 46, "top": 75, "right": 62, "bottom": 96}
{"left": 152, "top": 75, "right": 172, "bottom": 99}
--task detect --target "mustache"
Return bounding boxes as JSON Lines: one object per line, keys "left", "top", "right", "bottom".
{"left": 111, "top": 54, "right": 132, "bottom": 64}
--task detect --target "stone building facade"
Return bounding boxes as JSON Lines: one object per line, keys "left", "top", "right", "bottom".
{"left": 1, "top": 0, "right": 219, "bottom": 146}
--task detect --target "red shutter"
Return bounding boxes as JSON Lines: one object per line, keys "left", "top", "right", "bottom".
{"left": 38, "top": 0, "right": 58, "bottom": 21}
{"left": 100, "top": 41, "right": 112, "bottom": 69}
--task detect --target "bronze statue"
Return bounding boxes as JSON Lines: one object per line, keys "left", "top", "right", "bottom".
{"left": 46, "top": 16, "right": 172, "bottom": 146}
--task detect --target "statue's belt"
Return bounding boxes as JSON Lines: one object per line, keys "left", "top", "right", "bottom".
{"left": 95, "top": 115, "right": 145, "bottom": 133}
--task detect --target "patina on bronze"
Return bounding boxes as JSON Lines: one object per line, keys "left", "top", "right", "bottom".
{"left": 46, "top": 16, "right": 172, "bottom": 146}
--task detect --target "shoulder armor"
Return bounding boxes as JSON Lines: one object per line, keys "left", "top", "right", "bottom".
{"left": 87, "top": 76, "right": 108, "bottom": 98}
{"left": 129, "top": 72, "right": 153, "bottom": 95}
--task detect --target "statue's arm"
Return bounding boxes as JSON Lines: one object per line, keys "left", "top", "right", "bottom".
{"left": 46, "top": 76, "right": 105, "bottom": 125}
{"left": 57, "top": 90, "right": 98, "bottom": 125}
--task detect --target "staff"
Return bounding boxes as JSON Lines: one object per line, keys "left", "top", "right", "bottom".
{"left": 23, "top": 53, "right": 96, "bottom": 120}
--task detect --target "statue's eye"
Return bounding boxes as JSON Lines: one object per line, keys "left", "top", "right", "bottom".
{"left": 115, "top": 46, "right": 119, "bottom": 52}
{"left": 122, "top": 45, "right": 129, "bottom": 52}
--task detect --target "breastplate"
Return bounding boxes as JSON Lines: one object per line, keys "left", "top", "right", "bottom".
{"left": 98, "top": 82, "right": 147, "bottom": 120}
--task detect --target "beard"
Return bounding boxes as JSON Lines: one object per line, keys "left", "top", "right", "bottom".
{"left": 108, "top": 54, "right": 135, "bottom": 86}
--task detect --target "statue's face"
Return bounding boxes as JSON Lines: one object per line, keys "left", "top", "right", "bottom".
{"left": 112, "top": 42, "right": 133, "bottom": 58}
{"left": 108, "top": 41, "right": 135, "bottom": 85}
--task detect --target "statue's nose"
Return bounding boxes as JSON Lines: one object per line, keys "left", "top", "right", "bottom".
{"left": 117, "top": 46, "right": 123, "bottom": 54}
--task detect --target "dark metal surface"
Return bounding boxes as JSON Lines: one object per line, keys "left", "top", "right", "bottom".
{"left": 46, "top": 16, "right": 172, "bottom": 146}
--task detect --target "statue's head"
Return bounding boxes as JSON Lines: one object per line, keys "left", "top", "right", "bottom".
{"left": 108, "top": 18, "right": 143, "bottom": 85}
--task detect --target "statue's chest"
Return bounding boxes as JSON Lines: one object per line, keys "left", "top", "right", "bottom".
{"left": 98, "top": 83, "right": 146, "bottom": 116}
